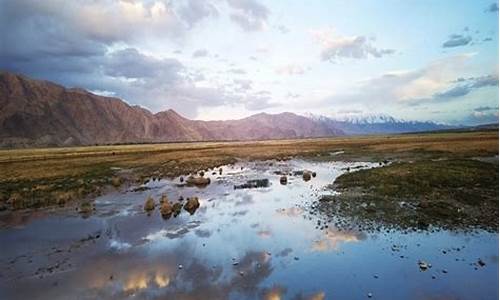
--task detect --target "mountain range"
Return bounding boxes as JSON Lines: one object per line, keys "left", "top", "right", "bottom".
{"left": 0, "top": 72, "right": 454, "bottom": 148}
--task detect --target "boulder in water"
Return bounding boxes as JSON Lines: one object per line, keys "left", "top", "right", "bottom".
{"left": 184, "top": 197, "right": 200, "bottom": 215}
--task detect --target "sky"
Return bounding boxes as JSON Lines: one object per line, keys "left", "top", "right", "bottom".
{"left": 0, "top": 0, "right": 498, "bottom": 125}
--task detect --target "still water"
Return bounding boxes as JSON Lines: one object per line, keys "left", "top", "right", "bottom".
{"left": 0, "top": 160, "right": 497, "bottom": 299}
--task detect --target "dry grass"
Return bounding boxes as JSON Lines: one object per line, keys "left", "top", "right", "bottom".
{"left": 0, "top": 131, "right": 497, "bottom": 210}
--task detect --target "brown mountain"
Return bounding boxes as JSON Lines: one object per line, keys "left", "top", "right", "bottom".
{"left": 0, "top": 72, "right": 343, "bottom": 148}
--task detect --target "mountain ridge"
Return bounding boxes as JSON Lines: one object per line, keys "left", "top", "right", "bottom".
{"left": 0, "top": 72, "right": 340, "bottom": 148}
{"left": 0, "top": 72, "right": 462, "bottom": 148}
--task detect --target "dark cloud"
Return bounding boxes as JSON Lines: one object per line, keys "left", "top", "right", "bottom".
{"left": 435, "top": 74, "right": 498, "bottom": 100}
{"left": 227, "top": 0, "right": 270, "bottom": 31}
{"left": 442, "top": 34, "right": 472, "bottom": 48}
{"left": 104, "top": 48, "right": 183, "bottom": 80}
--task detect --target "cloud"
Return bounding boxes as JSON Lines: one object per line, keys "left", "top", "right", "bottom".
{"left": 276, "top": 64, "right": 306, "bottom": 75}
{"left": 228, "top": 68, "right": 247, "bottom": 74}
{"left": 277, "top": 25, "right": 290, "bottom": 34}
{"left": 321, "top": 53, "right": 494, "bottom": 109}
{"left": 177, "top": 0, "right": 219, "bottom": 27}
{"left": 227, "top": 0, "right": 270, "bottom": 31}
{"left": 104, "top": 48, "right": 183, "bottom": 80}
{"left": 466, "top": 108, "right": 499, "bottom": 125}
{"left": 311, "top": 28, "right": 395, "bottom": 62}
{"left": 442, "top": 34, "right": 472, "bottom": 48}
{"left": 474, "top": 106, "right": 498, "bottom": 112}
{"left": 434, "top": 74, "right": 499, "bottom": 100}
{"left": 192, "top": 49, "right": 209, "bottom": 58}
{"left": 486, "top": 2, "right": 499, "bottom": 12}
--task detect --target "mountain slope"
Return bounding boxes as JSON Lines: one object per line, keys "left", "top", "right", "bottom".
{"left": 0, "top": 72, "right": 342, "bottom": 148}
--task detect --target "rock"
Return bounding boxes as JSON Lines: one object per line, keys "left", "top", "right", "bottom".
{"left": 442, "top": 269, "right": 448, "bottom": 274}
{"left": 199, "top": 171, "right": 205, "bottom": 177}
{"left": 186, "top": 176, "right": 211, "bottom": 187}
{"left": 160, "top": 200, "right": 173, "bottom": 218}
{"left": 172, "top": 202, "right": 182, "bottom": 217}
{"left": 79, "top": 201, "right": 93, "bottom": 217}
{"left": 184, "top": 197, "right": 200, "bottom": 215}
{"left": 234, "top": 179, "right": 270, "bottom": 189}
{"left": 178, "top": 264, "right": 183, "bottom": 270}
{"left": 111, "top": 176, "right": 122, "bottom": 187}
{"left": 367, "top": 292, "right": 373, "bottom": 298}
{"left": 280, "top": 176, "right": 287, "bottom": 185}
{"left": 132, "top": 186, "right": 150, "bottom": 192}
{"left": 302, "top": 171, "right": 312, "bottom": 181}
{"left": 219, "top": 168, "right": 223, "bottom": 175}
{"left": 159, "top": 194, "right": 168, "bottom": 204}
{"left": 418, "top": 260, "right": 429, "bottom": 271}
{"left": 179, "top": 176, "right": 184, "bottom": 183}
{"left": 144, "top": 196, "right": 155, "bottom": 212}
{"left": 478, "top": 259, "right": 486, "bottom": 267}
{"left": 311, "top": 172, "right": 317, "bottom": 178}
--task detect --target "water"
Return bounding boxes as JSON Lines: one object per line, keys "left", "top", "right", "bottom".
{"left": 0, "top": 160, "right": 497, "bottom": 299}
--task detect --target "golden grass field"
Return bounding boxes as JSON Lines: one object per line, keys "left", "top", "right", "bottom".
{"left": 0, "top": 131, "right": 497, "bottom": 210}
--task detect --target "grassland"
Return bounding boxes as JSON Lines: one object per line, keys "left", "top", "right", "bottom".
{"left": 0, "top": 131, "right": 498, "bottom": 211}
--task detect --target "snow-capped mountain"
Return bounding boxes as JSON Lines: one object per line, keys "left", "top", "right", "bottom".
{"left": 305, "top": 113, "right": 454, "bottom": 135}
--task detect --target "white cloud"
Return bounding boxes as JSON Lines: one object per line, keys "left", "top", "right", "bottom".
{"left": 227, "top": 0, "right": 270, "bottom": 31}
{"left": 311, "top": 28, "right": 395, "bottom": 62}
{"left": 275, "top": 64, "right": 305, "bottom": 75}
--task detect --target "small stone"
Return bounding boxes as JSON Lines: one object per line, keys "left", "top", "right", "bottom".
{"left": 478, "top": 259, "right": 486, "bottom": 267}
{"left": 178, "top": 264, "right": 183, "bottom": 270}
{"left": 442, "top": 269, "right": 448, "bottom": 274}
{"left": 239, "top": 271, "right": 244, "bottom": 276}
{"left": 367, "top": 292, "right": 373, "bottom": 298}
{"left": 294, "top": 257, "right": 299, "bottom": 261}
{"left": 418, "top": 260, "right": 429, "bottom": 271}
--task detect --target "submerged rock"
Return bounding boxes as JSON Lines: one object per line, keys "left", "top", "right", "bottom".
{"left": 186, "top": 176, "right": 211, "bottom": 187}
{"left": 144, "top": 196, "right": 155, "bottom": 212}
{"left": 184, "top": 197, "right": 200, "bottom": 215}
{"left": 234, "top": 179, "right": 270, "bottom": 189}
{"left": 280, "top": 176, "right": 287, "bottom": 185}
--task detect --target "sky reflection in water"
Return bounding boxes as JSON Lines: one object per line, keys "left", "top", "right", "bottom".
{"left": 0, "top": 160, "right": 497, "bottom": 300}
